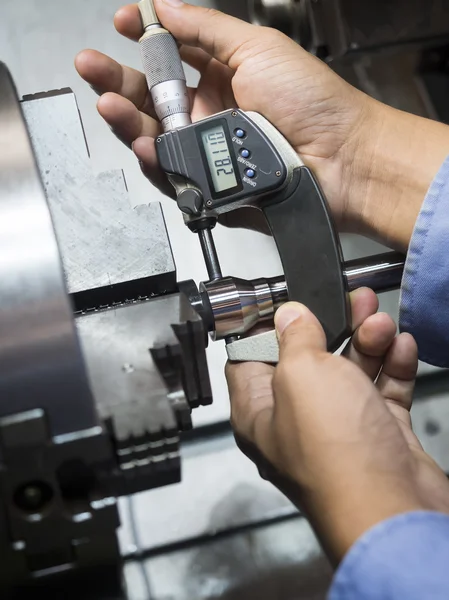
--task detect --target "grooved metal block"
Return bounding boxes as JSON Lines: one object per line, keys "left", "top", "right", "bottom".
{"left": 22, "top": 90, "right": 176, "bottom": 298}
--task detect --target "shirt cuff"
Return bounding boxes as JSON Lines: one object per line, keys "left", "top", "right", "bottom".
{"left": 400, "top": 155, "right": 449, "bottom": 367}
{"left": 329, "top": 511, "right": 449, "bottom": 600}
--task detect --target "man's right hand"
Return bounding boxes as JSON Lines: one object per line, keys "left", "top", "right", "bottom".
{"left": 76, "top": 0, "right": 449, "bottom": 250}
{"left": 227, "top": 297, "right": 449, "bottom": 564}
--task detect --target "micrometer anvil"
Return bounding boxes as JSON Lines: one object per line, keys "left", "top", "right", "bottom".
{"left": 138, "top": 0, "right": 405, "bottom": 363}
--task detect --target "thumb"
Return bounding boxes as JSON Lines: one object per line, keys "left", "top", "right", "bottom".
{"left": 154, "top": 0, "right": 272, "bottom": 68}
{"left": 275, "top": 302, "right": 327, "bottom": 362}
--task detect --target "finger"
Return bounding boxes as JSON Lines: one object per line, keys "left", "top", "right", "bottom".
{"left": 275, "top": 302, "right": 327, "bottom": 362}
{"left": 97, "top": 93, "right": 160, "bottom": 148}
{"left": 226, "top": 361, "right": 275, "bottom": 441}
{"left": 133, "top": 136, "right": 176, "bottom": 198}
{"left": 114, "top": 4, "right": 143, "bottom": 41}
{"left": 377, "top": 333, "right": 418, "bottom": 413}
{"left": 344, "top": 313, "right": 397, "bottom": 381}
{"left": 348, "top": 287, "right": 379, "bottom": 331}
{"left": 75, "top": 50, "right": 155, "bottom": 116}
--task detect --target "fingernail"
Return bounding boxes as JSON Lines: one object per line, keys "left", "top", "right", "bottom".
{"left": 162, "top": 0, "right": 184, "bottom": 7}
{"left": 275, "top": 302, "right": 305, "bottom": 336}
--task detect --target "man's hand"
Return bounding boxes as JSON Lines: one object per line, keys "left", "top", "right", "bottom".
{"left": 75, "top": 0, "right": 366, "bottom": 226}
{"left": 227, "top": 288, "right": 449, "bottom": 564}
{"left": 75, "top": 1, "right": 449, "bottom": 249}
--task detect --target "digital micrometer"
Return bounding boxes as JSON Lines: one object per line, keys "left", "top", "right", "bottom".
{"left": 138, "top": 0, "right": 405, "bottom": 363}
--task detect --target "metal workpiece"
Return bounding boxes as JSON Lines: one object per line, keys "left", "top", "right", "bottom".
{"left": 202, "top": 252, "right": 405, "bottom": 340}
{"left": 344, "top": 252, "right": 405, "bottom": 294}
{"left": 22, "top": 89, "right": 177, "bottom": 307}
{"left": 0, "top": 63, "right": 97, "bottom": 437}
{"left": 138, "top": 0, "right": 191, "bottom": 132}
{"left": 203, "top": 276, "right": 286, "bottom": 340}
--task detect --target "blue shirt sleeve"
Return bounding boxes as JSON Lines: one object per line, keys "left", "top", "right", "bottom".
{"left": 329, "top": 511, "right": 449, "bottom": 600}
{"left": 400, "top": 155, "right": 449, "bottom": 367}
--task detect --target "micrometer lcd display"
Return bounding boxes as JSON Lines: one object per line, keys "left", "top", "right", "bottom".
{"left": 200, "top": 125, "right": 238, "bottom": 194}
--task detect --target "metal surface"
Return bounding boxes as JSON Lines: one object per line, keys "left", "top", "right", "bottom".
{"left": 130, "top": 517, "right": 331, "bottom": 600}
{"left": 344, "top": 251, "right": 405, "bottom": 294}
{"left": 151, "top": 81, "right": 192, "bottom": 131}
{"left": 0, "top": 409, "right": 119, "bottom": 589}
{"left": 203, "top": 276, "right": 285, "bottom": 340}
{"left": 138, "top": 0, "right": 191, "bottom": 133}
{"left": 77, "top": 293, "right": 211, "bottom": 444}
{"left": 198, "top": 228, "right": 223, "bottom": 281}
{"left": 0, "top": 63, "right": 97, "bottom": 437}
{"left": 21, "top": 89, "right": 177, "bottom": 303}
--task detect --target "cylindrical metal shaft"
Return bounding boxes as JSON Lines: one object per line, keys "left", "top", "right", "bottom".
{"left": 344, "top": 252, "right": 405, "bottom": 294}
{"left": 202, "top": 252, "right": 406, "bottom": 340}
{"left": 198, "top": 229, "right": 223, "bottom": 281}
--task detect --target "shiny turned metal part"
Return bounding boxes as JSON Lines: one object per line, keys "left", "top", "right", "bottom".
{"left": 203, "top": 252, "right": 405, "bottom": 340}
{"left": 203, "top": 276, "right": 286, "bottom": 341}
{"left": 0, "top": 63, "right": 97, "bottom": 436}
{"left": 344, "top": 252, "right": 405, "bottom": 294}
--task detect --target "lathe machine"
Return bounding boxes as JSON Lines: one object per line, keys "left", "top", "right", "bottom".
{"left": 1, "top": 0, "right": 449, "bottom": 596}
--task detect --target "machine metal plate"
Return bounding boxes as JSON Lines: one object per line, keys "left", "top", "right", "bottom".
{"left": 77, "top": 294, "right": 192, "bottom": 441}
{"left": 22, "top": 89, "right": 176, "bottom": 300}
